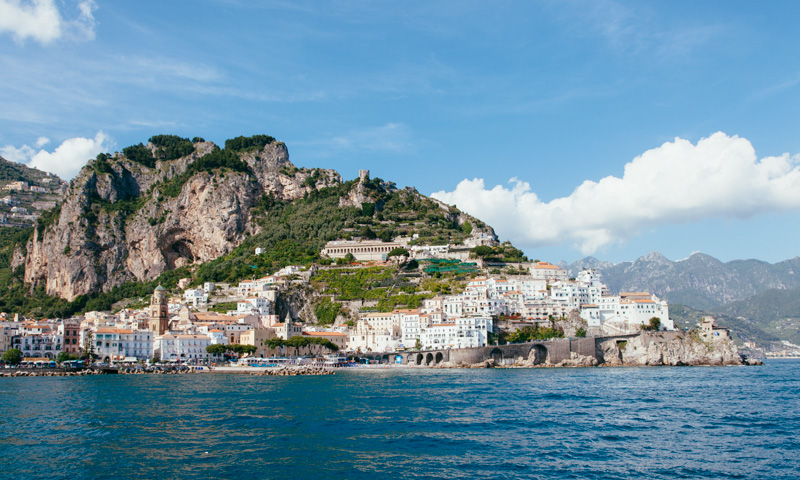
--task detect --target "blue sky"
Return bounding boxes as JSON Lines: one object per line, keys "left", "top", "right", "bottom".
{"left": 2, "top": 0, "right": 800, "bottom": 265}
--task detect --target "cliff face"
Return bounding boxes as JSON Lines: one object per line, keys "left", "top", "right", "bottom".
{"left": 597, "top": 331, "right": 741, "bottom": 366}
{"left": 24, "top": 141, "right": 341, "bottom": 301}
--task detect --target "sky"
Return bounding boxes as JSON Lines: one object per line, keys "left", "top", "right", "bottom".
{"left": 2, "top": 1, "right": 800, "bottom": 265}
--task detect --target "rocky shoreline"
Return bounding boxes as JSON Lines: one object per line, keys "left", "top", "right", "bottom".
{"left": 435, "top": 331, "right": 763, "bottom": 369}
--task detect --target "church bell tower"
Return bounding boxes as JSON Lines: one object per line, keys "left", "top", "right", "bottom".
{"left": 149, "top": 285, "right": 169, "bottom": 335}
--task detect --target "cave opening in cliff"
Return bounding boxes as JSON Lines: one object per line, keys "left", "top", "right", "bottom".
{"left": 161, "top": 236, "right": 196, "bottom": 270}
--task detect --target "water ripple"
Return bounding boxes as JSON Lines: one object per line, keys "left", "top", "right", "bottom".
{"left": 0, "top": 361, "right": 799, "bottom": 479}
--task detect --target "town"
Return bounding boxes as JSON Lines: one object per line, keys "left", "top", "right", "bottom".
{"left": 0, "top": 233, "right": 678, "bottom": 367}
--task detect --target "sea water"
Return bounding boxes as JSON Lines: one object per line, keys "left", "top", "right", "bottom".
{"left": 1, "top": 361, "right": 798, "bottom": 479}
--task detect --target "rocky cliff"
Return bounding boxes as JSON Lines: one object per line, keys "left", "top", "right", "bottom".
{"left": 596, "top": 331, "right": 741, "bottom": 366}
{"left": 22, "top": 138, "right": 341, "bottom": 301}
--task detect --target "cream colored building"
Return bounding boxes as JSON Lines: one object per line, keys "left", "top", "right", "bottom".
{"left": 240, "top": 328, "right": 281, "bottom": 357}
{"left": 321, "top": 240, "right": 403, "bottom": 261}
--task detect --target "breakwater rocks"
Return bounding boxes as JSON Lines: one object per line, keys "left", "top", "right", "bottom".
{"left": 250, "top": 366, "right": 335, "bottom": 376}
{"left": 1, "top": 368, "right": 112, "bottom": 377}
{"left": 119, "top": 366, "right": 198, "bottom": 374}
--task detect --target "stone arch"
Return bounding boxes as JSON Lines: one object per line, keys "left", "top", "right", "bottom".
{"left": 416, "top": 353, "right": 424, "bottom": 365}
{"left": 425, "top": 353, "right": 434, "bottom": 365}
{"left": 407, "top": 354, "right": 416, "bottom": 364}
{"left": 435, "top": 352, "right": 443, "bottom": 364}
{"left": 530, "top": 344, "right": 549, "bottom": 365}
{"left": 382, "top": 355, "right": 389, "bottom": 364}
{"left": 490, "top": 348, "right": 503, "bottom": 364}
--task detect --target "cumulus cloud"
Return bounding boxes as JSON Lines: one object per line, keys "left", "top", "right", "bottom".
{"left": 0, "top": 0, "right": 97, "bottom": 45}
{"left": 1, "top": 131, "right": 112, "bottom": 179}
{"left": 431, "top": 132, "right": 800, "bottom": 254}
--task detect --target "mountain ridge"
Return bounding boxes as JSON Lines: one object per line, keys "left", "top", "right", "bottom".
{"left": 7, "top": 134, "right": 498, "bottom": 304}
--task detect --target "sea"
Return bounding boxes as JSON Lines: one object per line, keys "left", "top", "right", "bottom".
{"left": 1, "top": 360, "right": 798, "bottom": 480}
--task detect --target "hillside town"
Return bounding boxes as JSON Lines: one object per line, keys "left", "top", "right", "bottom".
{"left": 0, "top": 175, "right": 67, "bottom": 227}
{"left": 0, "top": 236, "right": 679, "bottom": 365}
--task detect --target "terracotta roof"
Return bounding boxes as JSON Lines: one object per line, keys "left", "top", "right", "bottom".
{"left": 533, "top": 262, "right": 562, "bottom": 269}
{"left": 95, "top": 328, "right": 134, "bottom": 334}
{"left": 303, "top": 332, "right": 348, "bottom": 337}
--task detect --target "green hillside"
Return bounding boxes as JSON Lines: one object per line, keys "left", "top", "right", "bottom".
{"left": 0, "top": 134, "right": 501, "bottom": 318}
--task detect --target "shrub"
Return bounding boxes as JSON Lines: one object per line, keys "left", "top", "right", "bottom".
{"left": 122, "top": 143, "right": 155, "bottom": 168}
{"left": 224, "top": 134, "right": 276, "bottom": 152}
{"left": 149, "top": 135, "right": 194, "bottom": 161}
{"left": 314, "top": 297, "right": 341, "bottom": 325}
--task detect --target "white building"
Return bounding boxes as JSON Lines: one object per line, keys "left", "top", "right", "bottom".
{"left": 183, "top": 287, "right": 208, "bottom": 307}
{"left": 579, "top": 291, "right": 673, "bottom": 332}
{"left": 92, "top": 327, "right": 153, "bottom": 362}
{"left": 419, "top": 317, "right": 493, "bottom": 350}
{"left": 529, "top": 262, "right": 569, "bottom": 282}
{"left": 237, "top": 297, "right": 273, "bottom": 315}
{"left": 11, "top": 330, "right": 62, "bottom": 359}
{"left": 349, "top": 312, "right": 402, "bottom": 352}
{"left": 155, "top": 334, "right": 211, "bottom": 363}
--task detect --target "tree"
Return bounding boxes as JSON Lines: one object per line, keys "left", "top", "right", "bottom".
{"left": 56, "top": 352, "right": 79, "bottom": 363}
{"left": 470, "top": 245, "right": 494, "bottom": 258}
{"left": 642, "top": 317, "right": 661, "bottom": 332}
{"left": 344, "top": 253, "right": 355, "bottom": 263}
{"left": 2, "top": 348, "right": 22, "bottom": 365}
{"left": 206, "top": 344, "right": 227, "bottom": 356}
{"left": 575, "top": 327, "right": 587, "bottom": 338}
{"left": 359, "top": 226, "right": 377, "bottom": 240}
{"left": 82, "top": 331, "right": 98, "bottom": 361}
{"left": 378, "top": 229, "right": 393, "bottom": 242}
{"left": 286, "top": 336, "right": 310, "bottom": 356}
{"left": 387, "top": 247, "right": 410, "bottom": 259}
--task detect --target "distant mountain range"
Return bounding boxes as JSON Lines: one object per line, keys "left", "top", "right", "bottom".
{"left": 564, "top": 251, "right": 800, "bottom": 310}
{"left": 562, "top": 252, "right": 800, "bottom": 348}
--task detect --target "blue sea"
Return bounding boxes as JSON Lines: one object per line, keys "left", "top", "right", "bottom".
{"left": 1, "top": 361, "right": 798, "bottom": 479}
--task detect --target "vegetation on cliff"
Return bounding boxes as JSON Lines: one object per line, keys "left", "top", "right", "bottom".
{"left": 0, "top": 133, "right": 496, "bottom": 317}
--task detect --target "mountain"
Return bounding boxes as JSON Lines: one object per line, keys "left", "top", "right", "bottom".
{"left": 0, "top": 156, "right": 62, "bottom": 187}
{"left": 565, "top": 252, "right": 800, "bottom": 348}
{"left": 0, "top": 156, "right": 68, "bottom": 228}
{"left": 716, "top": 287, "right": 800, "bottom": 345}
{"left": 6, "top": 134, "right": 496, "bottom": 305}
{"left": 567, "top": 252, "right": 800, "bottom": 310}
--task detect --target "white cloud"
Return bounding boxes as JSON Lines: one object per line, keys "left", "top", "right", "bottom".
{"left": 0, "top": 0, "right": 61, "bottom": 44}
{"left": 69, "top": 0, "right": 97, "bottom": 41}
{"left": 1, "top": 131, "right": 113, "bottom": 179}
{"left": 431, "top": 132, "right": 800, "bottom": 255}
{"left": 0, "top": 143, "right": 36, "bottom": 164}
{"left": 35, "top": 136, "right": 49, "bottom": 147}
{"left": 0, "top": 0, "right": 97, "bottom": 45}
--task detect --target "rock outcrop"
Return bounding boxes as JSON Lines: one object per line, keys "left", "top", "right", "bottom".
{"left": 596, "top": 331, "right": 741, "bottom": 366}
{"left": 24, "top": 140, "right": 340, "bottom": 300}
